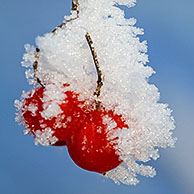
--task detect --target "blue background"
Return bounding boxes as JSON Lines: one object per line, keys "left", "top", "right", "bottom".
{"left": 0, "top": 0, "right": 194, "bottom": 193}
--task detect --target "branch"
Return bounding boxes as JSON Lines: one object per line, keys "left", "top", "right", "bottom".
{"left": 85, "top": 32, "right": 104, "bottom": 111}
{"left": 72, "top": 0, "right": 79, "bottom": 13}
{"left": 33, "top": 48, "right": 45, "bottom": 87}
{"left": 52, "top": 0, "right": 79, "bottom": 33}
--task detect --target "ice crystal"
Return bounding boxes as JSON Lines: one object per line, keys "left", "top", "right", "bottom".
{"left": 17, "top": 0, "right": 176, "bottom": 185}
{"left": 34, "top": 128, "right": 58, "bottom": 146}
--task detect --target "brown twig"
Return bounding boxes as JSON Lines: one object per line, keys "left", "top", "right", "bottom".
{"left": 85, "top": 32, "right": 104, "bottom": 111}
{"left": 52, "top": 0, "right": 79, "bottom": 33}
{"left": 33, "top": 48, "right": 45, "bottom": 87}
{"left": 72, "top": 0, "right": 79, "bottom": 12}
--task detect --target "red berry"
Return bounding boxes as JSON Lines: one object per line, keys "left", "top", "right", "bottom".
{"left": 66, "top": 109, "right": 128, "bottom": 173}
{"left": 20, "top": 85, "right": 128, "bottom": 174}
{"left": 21, "top": 85, "right": 86, "bottom": 146}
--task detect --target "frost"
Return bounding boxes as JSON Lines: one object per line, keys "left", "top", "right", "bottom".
{"left": 41, "top": 83, "right": 67, "bottom": 119}
{"left": 41, "top": 102, "right": 62, "bottom": 119}
{"left": 66, "top": 116, "right": 72, "bottom": 123}
{"left": 27, "top": 104, "right": 38, "bottom": 116}
{"left": 105, "top": 160, "right": 156, "bottom": 185}
{"left": 82, "top": 135, "right": 87, "bottom": 144}
{"left": 103, "top": 115, "right": 117, "bottom": 133}
{"left": 23, "top": 129, "right": 30, "bottom": 135}
{"left": 19, "top": 0, "right": 176, "bottom": 185}
{"left": 34, "top": 128, "right": 58, "bottom": 146}
{"left": 14, "top": 90, "right": 33, "bottom": 123}
{"left": 14, "top": 99, "right": 23, "bottom": 110}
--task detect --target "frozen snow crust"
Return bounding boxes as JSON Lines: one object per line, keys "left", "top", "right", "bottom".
{"left": 15, "top": 0, "right": 176, "bottom": 185}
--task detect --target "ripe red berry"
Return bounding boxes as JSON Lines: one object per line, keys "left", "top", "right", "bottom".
{"left": 20, "top": 85, "right": 128, "bottom": 174}
{"left": 21, "top": 85, "right": 86, "bottom": 146}
{"left": 66, "top": 109, "right": 128, "bottom": 173}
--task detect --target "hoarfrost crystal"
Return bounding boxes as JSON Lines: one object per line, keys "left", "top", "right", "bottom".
{"left": 34, "top": 128, "right": 58, "bottom": 146}
{"left": 16, "top": 0, "right": 176, "bottom": 185}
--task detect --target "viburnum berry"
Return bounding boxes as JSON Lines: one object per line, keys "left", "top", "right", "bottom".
{"left": 20, "top": 83, "right": 128, "bottom": 173}
{"left": 21, "top": 84, "right": 87, "bottom": 146}
{"left": 66, "top": 108, "right": 128, "bottom": 173}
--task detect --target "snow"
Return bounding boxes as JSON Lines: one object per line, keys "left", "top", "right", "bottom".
{"left": 103, "top": 115, "right": 117, "bottom": 133}
{"left": 27, "top": 104, "right": 38, "bottom": 116}
{"left": 34, "top": 128, "right": 58, "bottom": 146}
{"left": 16, "top": 0, "right": 176, "bottom": 185}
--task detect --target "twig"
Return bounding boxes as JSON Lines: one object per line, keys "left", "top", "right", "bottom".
{"left": 33, "top": 0, "right": 105, "bottom": 106}
{"left": 72, "top": 0, "right": 79, "bottom": 13}
{"left": 85, "top": 32, "right": 104, "bottom": 111}
{"left": 33, "top": 48, "right": 45, "bottom": 87}
{"left": 52, "top": 0, "right": 79, "bottom": 33}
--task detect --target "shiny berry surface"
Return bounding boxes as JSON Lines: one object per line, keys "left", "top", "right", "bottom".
{"left": 21, "top": 86, "right": 128, "bottom": 173}
{"left": 66, "top": 109, "right": 128, "bottom": 173}
{"left": 22, "top": 86, "right": 86, "bottom": 145}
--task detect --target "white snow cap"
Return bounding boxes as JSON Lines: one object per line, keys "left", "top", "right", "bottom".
{"left": 21, "top": 0, "right": 176, "bottom": 185}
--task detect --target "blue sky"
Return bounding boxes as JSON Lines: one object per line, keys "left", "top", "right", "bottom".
{"left": 0, "top": 0, "right": 194, "bottom": 193}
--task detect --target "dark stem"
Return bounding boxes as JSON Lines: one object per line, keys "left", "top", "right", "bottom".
{"left": 72, "top": 0, "right": 79, "bottom": 12}
{"left": 85, "top": 32, "right": 104, "bottom": 111}
{"left": 33, "top": 48, "right": 45, "bottom": 87}
{"left": 52, "top": 0, "right": 79, "bottom": 33}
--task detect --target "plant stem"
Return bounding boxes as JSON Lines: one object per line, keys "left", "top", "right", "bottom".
{"left": 52, "top": 0, "right": 79, "bottom": 33}
{"left": 33, "top": 0, "right": 105, "bottom": 108}
{"left": 85, "top": 32, "right": 104, "bottom": 111}
{"left": 33, "top": 48, "right": 45, "bottom": 87}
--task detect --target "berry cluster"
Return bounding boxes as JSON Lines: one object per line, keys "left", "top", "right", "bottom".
{"left": 20, "top": 84, "right": 128, "bottom": 174}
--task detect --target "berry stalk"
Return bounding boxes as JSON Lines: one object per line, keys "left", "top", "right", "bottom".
{"left": 85, "top": 32, "right": 104, "bottom": 111}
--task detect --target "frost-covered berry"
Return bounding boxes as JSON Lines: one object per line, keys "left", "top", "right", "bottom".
{"left": 15, "top": 0, "right": 176, "bottom": 186}
{"left": 18, "top": 84, "right": 87, "bottom": 146}
{"left": 66, "top": 108, "right": 128, "bottom": 173}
